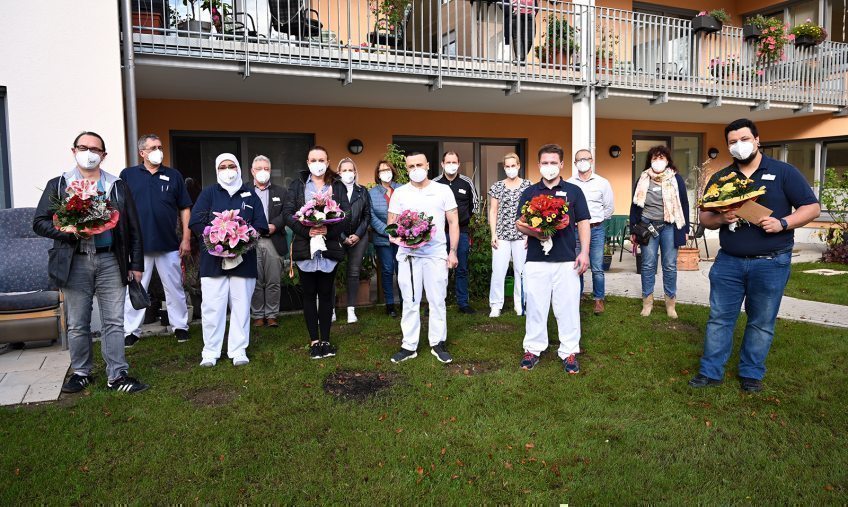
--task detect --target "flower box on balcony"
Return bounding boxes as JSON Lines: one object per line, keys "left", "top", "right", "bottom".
{"left": 132, "top": 12, "right": 163, "bottom": 34}
{"left": 369, "top": 31, "right": 404, "bottom": 48}
{"left": 177, "top": 19, "right": 213, "bottom": 37}
{"left": 742, "top": 24, "right": 762, "bottom": 42}
{"left": 692, "top": 15, "right": 722, "bottom": 35}
{"left": 793, "top": 34, "right": 818, "bottom": 48}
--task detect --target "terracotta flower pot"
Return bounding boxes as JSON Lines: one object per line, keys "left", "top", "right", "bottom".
{"left": 677, "top": 247, "right": 700, "bottom": 271}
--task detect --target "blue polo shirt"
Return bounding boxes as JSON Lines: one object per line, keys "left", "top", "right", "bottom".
{"left": 707, "top": 155, "right": 818, "bottom": 257}
{"left": 120, "top": 164, "right": 192, "bottom": 253}
{"left": 518, "top": 179, "right": 591, "bottom": 263}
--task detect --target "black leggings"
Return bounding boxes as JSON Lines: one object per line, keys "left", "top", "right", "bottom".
{"left": 299, "top": 267, "right": 337, "bottom": 343}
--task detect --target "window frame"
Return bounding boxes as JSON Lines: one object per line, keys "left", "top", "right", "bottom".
{"left": 0, "top": 87, "right": 11, "bottom": 209}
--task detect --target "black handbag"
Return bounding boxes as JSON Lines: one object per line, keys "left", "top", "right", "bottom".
{"left": 631, "top": 222, "right": 653, "bottom": 246}
{"left": 128, "top": 278, "right": 151, "bottom": 310}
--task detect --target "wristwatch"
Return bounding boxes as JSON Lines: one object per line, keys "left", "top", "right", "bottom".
{"left": 779, "top": 218, "right": 788, "bottom": 231}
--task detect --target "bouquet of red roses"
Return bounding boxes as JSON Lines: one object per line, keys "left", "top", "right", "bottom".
{"left": 520, "top": 194, "right": 570, "bottom": 255}
{"left": 385, "top": 210, "right": 436, "bottom": 249}
{"left": 52, "top": 179, "right": 119, "bottom": 237}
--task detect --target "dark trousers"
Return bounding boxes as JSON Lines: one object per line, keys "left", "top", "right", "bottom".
{"left": 299, "top": 267, "right": 337, "bottom": 343}
{"left": 511, "top": 13, "right": 535, "bottom": 61}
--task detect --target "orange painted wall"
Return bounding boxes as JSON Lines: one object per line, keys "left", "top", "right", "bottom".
{"left": 757, "top": 114, "right": 848, "bottom": 142}
{"left": 597, "top": 0, "right": 745, "bottom": 24}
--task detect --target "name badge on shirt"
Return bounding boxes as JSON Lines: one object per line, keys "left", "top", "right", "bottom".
{"left": 272, "top": 196, "right": 281, "bottom": 202}
{"left": 240, "top": 191, "right": 252, "bottom": 197}
{"left": 458, "top": 188, "right": 467, "bottom": 195}
{"left": 159, "top": 175, "right": 170, "bottom": 181}
{"left": 242, "top": 203, "right": 253, "bottom": 210}
{"left": 555, "top": 191, "right": 567, "bottom": 197}
{"left": 761, "top": 174, "right": 776, "bottom": 181}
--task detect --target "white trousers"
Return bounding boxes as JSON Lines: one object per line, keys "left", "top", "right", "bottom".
{"left": 488, "top": 239, "right": 527, "bottom": 314}
{"left": 200, "top": 276, "right": 256, "bottom": 361}
{"left": 124, "top": 251, "right": 189, "bottom": 336}
{"left": 522, "top": 261, "right": 581, "bottom": 359}
{"left": 398, "top": 256, "right": 448, "bottom": 350}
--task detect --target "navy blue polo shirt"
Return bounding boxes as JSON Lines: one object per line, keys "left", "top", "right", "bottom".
{"left": 188, "top": 184, "right": 269, "bottom": 278}
{"left": 120, "top": 164, "right": 192, "bottom": 253}
{"left": 707, "top": 155, "right": 818, "bottom": 257}
{"left": 518, "top": 179, "right": 591, "bottom": 263}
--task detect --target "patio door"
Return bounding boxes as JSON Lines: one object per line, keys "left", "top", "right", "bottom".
{"left": 632, "top": 3, "right": 698, "bottom": 78}
{"left": 633, "top": 133, "right": 702, "bottom": 219}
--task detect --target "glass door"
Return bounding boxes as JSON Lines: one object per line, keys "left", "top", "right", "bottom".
{"left": 633, "top": 136, "right": 671, "bottom": 185}
{"left": 480, "top": 143, "right": 523, "bottom": 194}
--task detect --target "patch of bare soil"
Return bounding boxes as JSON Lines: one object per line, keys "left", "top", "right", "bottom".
{"left": 185, "top": 387, "right": 238, "bottom": 407}
{"left": 323, "top": 370, "right": 399, "bottom": 401}
{"left": 472, "top": 322, "right": 516, "bottom": 333}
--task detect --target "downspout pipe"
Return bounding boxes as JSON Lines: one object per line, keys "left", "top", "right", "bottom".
{"left": 119, "top": 0, "right": 139, "bottom": 165}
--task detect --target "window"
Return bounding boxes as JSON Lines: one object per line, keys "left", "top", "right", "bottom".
{"left": 827, "top": 0, "right": 847, "bottom": 43}
{"left": 824, "top": 140, "right": 848, "bottom": 178}
{"left": 746, "top": 0, "right": 830, "bottom": 37}
{"left": 786, "top": 140, "right": 817, "bottom": 185}
{"left": 0, "top": 87, "right": 10, "bottom": 209}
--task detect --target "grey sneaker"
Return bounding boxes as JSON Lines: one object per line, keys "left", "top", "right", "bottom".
{"left": 390, "top": 348, "right": 417, "bottom": 363}
{"left": 431, "top": 342, "right": 452, "bottom": 364}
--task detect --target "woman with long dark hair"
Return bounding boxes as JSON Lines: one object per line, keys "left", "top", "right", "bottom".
{"left": 629, "top": 145, "right": 690, "bottom": 319}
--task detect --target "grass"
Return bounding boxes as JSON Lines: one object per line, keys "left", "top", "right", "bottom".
{"left": 2, "top": 297, "right": 847, "bottom": 503}
{"left": 784, "top": 262, "right": 848, "bottom": 306}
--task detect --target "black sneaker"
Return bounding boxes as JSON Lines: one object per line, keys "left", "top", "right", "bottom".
{"left": 175, "top": 329, "right": 189, "bottom": 343}
{"left": 124, "top": 334, "right": 140, "bottom": 348}
{"left": 61, "top": 374, "right": 93, "bottom": 394}
{"left": 739, "top": 377, "right": 763, "bottom": 393}
{"left": 431, "top": 342, "right": 453, "bottom": 363}
{"left": 390, "top": 348, "right": 417, "bottom": 363}
{"left": 309, "top": 342, "right": 323, "bottom": 360}
{"left": 688, "top": 373, "right": 723, "bottom": 388}
{"left": 106, "top": 374, "right": 149, "bottom": 393}
{"left": 385, "top": 304, "right": 397, "bottom": 318}
{"left": 458, "top": 305, "right": 476, "bottom": 315}
{"left": 320, "top": 341, "right": 337, "bottom": 358}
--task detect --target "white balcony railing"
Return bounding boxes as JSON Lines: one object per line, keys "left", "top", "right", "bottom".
{"left": 129, "top": 0, "right": 848, "bottom": 108}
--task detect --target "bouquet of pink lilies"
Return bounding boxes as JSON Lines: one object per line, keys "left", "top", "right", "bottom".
{"left": 202, "top": 209, "right": 259, "bottom": 270}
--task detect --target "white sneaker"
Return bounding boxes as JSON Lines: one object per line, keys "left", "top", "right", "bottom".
{"left": 331, "top": 309, "right": 336, "bottom": 322}
{"left": 199, "top": 359, "right": 216, "bottom": 368}
{"left": 489, "top": 307, "right": 501, "bottom": 318}
{"left": 233, "top": 356, "right": 249, "bottom": 367}
{"left": 347, "top": 306, "right": 358, "bottom": 323}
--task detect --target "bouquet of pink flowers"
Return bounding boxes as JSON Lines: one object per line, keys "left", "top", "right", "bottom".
{"left": 52, "top": 179, "right": 119, "bottom": 237}
{"left": 202, "top": 209, "right": 259, "bottom": 270}
{"left": 385, "top": 210, "right": 436, "bottom": 249}
{"left": 294, "top": 187, "right": 346, "bottom": 226}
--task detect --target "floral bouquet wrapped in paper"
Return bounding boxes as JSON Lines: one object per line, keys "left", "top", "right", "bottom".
{"left": 202, "top": 209, "right": 260, "bottom": 270}
{"left": 52, "top": 179, "right": 119, "bottom": 237}
{"left": 699, "top": 171, "right": 766, "bottom": 212}
{"left": 520, "top": 194, "right": 570, "bottom": 255}
{"left": 293, "top": 187, "right": 347, "bottom": 258}
{"left": 385, "top": 210, "right": 436, "bottom": 249}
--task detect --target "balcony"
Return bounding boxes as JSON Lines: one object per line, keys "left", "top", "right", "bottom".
{"left": 129, "top": 1, "right": 848, "bottom": 112}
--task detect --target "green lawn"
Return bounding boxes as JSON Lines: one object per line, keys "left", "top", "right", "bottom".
{"left": 784, "top": 262, "right": 848, "bottom": 306}
{"left": 2, "top": 297, "right": 847, "bottom": 503}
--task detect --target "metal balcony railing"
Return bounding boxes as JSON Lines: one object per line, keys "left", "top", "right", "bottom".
{"left": 128, "top": 0, "right": 848, "bottom": 108}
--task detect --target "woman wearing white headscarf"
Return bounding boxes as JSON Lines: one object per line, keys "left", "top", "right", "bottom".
{"left": 189, "top": 153, "right": 269, "bottom": 367}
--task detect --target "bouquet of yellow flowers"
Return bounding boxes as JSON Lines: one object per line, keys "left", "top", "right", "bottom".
{"left": 698, "top": 171, "right": 766, "bottom": 211}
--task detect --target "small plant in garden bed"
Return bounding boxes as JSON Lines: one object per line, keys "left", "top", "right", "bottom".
{"left": 817, "top": 167, "right": 848, "bottom": 263}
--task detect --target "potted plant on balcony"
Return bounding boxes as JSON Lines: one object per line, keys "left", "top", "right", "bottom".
{"left": 596, "top": 26, "right": 620, "bottom": 72}
{"left": 534, "top": 16, "right": 578, "bottom": 65}
{"left": 173, "top": 0, "right": 213, "bottom": 35}
{"left": 692, "top": 9, "right": 730, "bottom": 35}
{"left": 369, "top": 0, "right": 411, "bottom": 47}
{"left": 708, "top": 55, "right": 740, "bottom": 80}
{"left": 791, "top": 19, "right": 827, "bottom": 48}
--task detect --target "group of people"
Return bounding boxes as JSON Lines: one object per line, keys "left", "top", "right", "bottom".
{"left": 31, "top": 117, "right": 819, "bottom": 395}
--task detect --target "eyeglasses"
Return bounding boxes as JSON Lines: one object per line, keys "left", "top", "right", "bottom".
{"left": 218, "top": 164, "right": 238, "bottom": 170}
{"left": 143, "top": 146, "right": 163, "bottom": 152}
{"left": 575, "top": 157, "right": 592, "bottom": 163}
{"left": 76, "top": 145, "right": 105, "bottom": 156}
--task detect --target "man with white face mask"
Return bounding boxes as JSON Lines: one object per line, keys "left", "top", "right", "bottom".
{"left": 434, "top": 151, "right": 479, "bottom": 314}
{"left": 689, "top": 118, "right": 820, "bottom": 393}
{"left": 567, "top": 149, "right": 614, "bottom": 315}
{"left": 120, "top": 134, "right": 193, "bottom": 347}
{"left": 388, "top": 152, "right": 460, "bottom": 365}
{"left": 249, "top": 155, "right": 288, "bottom": 328}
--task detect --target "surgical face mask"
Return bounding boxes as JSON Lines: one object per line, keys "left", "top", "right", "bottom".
{"left": 730, "top": 141, "right": 757, "bottom": 162}
{"left": 409, "top": 167, "right": 428, "bottom": 183}
{"left": 650, "top": 159, "right": 667, "bottom": 173}
{"left": 576, "top": 160, "right": 592, "bottom": 173}
{"left": 505, "top": 167, "right": 519, "bottom": 179}
{"left": 147, "top": 148, "right": 164, "bottom": 166}
{"left": 340, "top": 172, "right": 356, "bottom": 185}
{"left": 308, "top": 162, "right": 327, "bottom": 177}
{"left": 254, "top": 169, "right": 270, "bottom": 184}
{"left": 379, "top": 170, "right": 393, "bottom": 183}
{"left": 75, "top": 150, "right": 101, "bottom": 170}
{"left": 218, "top": 169, "right": 239, "bottom": 184}
{"left": 444, "top": 163, "right": 459, "bottom": 175}
{"left": 540, "top": 164, "right": 560, "bottom": 181}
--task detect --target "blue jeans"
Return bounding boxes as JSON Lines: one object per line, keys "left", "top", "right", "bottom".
{"left": 699, "top": 249, "right": 792, "bottom": 381}
{"left": 448, "top": 231, "right": 471, "bottom": 307}
{"left": 374, "top": 244, "right": 398, "bottom": 305}
{"left": 640, "top": 220, "right": 678, "bottom": 298}
{"left": 577, "top": 222, "right": 606, "bottom": 300}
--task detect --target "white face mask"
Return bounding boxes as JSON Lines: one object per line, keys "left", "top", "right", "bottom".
{"left": 254, "top": 169, "right": 270, "bottom": 184}
{"left": 540, "top": 164, "right": 560, "bottom": 181}
{"left": 218, "top": 168, "right": 239, "bottom": 184}
{"left": 505, "top": 167, "right": 519, "bottom": 179}
{"left": 409, "top": 167, "right": 428, "bottom": 183}
{"left": 340, "top": 172, "right": 356, "bottom": 185}
{"left": 308, "top": 162, "right": 327, "bottom": 177}
{"left": 75, "top": 150, "right": 101, "bottom": 170}
{"left": 443, "top": 163, "right": 459, "bottom": 175}
{"left": 730, "top": 141, "right": 756, "bottom": 161}
{"left": 379, "top": 170, "right": 393, "bottom": 183}
{"left": 147, "top": 148, "right": 164, "bottom": 166}
{"left": 576, "top": 160, "right": 592, "bottom": 173}
{"left": 650, "top": 160, "right": 667, "bottom": 173}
